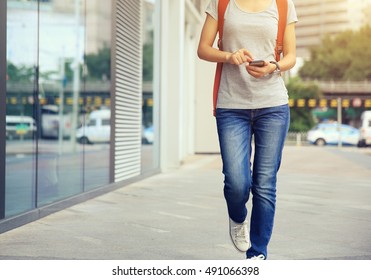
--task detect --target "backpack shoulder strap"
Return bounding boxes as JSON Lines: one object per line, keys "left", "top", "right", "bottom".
{"left": 213, "top": 0, "right": 230, "bottom": 116}
{"left": 275, "top": 0, "right": 288, "bottom": 61}
{"left": 217, "top": 0, "right": 230, "bottom": 49}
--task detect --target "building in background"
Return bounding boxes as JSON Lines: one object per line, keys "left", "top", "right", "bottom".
{"left": 294, "top": 0, "right": 371, "bottom": 59}
{"left": 54, "top": 0, "right": 113, "bottom": 55}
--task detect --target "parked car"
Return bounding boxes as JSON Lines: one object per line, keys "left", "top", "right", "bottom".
{"left": 76, "top": 109, "right": 111, "bottom": 144}
{"left": 142, "top": 125, "right": 154, "bottom": 144}
{"left": 6, "top": 115, "right": 37, "bottom": 140}
{"left": 358, "top": 111, "right": 371, "bottom": 147}
{"left": 307, "top": 122, "right": 360, "bottom": 146}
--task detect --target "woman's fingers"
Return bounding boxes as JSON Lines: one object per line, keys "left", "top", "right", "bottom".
{"left": 228, "top": 49, "right": 253, "bottom": 65}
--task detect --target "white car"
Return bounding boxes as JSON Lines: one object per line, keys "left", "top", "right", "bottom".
{"left": 307, "top": 123, "right": 360, "bottom": 146}
{"left": 142, "top": 125, "right": 154, "bottom": 144}
{"left": 358, "top": 111, "right": 371, "bottom": 147}
{"left": 76, "top": 109, "right": 111, "bottom": 144}
{"left": 41, "top": 105, "right": 72, "bottom": 138}
{"left": 6, "top": 115, "right": 37, "bottom": 140}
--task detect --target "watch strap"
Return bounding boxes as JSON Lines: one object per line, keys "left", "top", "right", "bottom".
{"left": 269, "top": 61, "right": 281, "bottom": 74}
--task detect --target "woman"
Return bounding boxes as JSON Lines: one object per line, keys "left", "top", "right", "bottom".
{"left": 197, "top": 0, "right": 297, "bottom": 259}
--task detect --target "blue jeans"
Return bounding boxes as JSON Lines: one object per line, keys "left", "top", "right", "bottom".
{"left": 216, "top": 104, "right": 290, "bottom": 259}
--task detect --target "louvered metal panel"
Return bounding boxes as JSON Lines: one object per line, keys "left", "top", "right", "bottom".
{"left": 113, "top": 0, "right": 142, "bottom": 182}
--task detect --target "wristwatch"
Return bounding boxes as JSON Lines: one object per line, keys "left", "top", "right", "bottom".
{"left": 269, "top": 61, "right": 281, "bottom": 74}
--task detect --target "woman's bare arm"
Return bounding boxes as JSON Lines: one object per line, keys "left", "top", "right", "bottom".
{"left": 197, "top": 14, "right": 253, "bottom": 65}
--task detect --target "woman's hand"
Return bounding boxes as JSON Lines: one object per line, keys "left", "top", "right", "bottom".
{"left": 226, "top": 49, "right": 253, "bottom": 65}
{"left": 245, "top": 61, "right": 276, "bottom": 78}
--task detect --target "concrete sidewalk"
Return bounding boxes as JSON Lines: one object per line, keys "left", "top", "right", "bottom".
{"left": 0, "top": 146, "right": 370, "bottom": 260}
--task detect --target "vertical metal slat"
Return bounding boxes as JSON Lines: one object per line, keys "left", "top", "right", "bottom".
{"left": 113, "top": 0, "right": 142, "bottom": 182}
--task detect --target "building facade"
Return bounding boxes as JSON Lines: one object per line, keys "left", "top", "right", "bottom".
{"left": 0, "top": 0, "right": 215, "bottom": 233}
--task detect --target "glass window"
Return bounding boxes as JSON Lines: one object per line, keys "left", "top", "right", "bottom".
{"left": 82, "top": 0, "right": 111, "bottom": 190}
{"left": 141, "top": 0, "right": 159, "bottom": 173}
{"left": 5, "top": 0, "right": 38, "bottom": 217}
{"left": 36, "top": 0, "right": 86, "bottom": 206}
{"left": 102, "top": 119, "right": 110, "bottom": 126}
{"left": 88, "top": 119, "right": 97, "bottom": 127}
{"left": 5, "top": 0, "right": 112, "bottom": 216}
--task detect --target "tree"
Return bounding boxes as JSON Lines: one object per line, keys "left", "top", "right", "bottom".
{"left": 84, "top": 47, "right": 111, "bottom": 81}
{"left": 7, "top": 61, "right": 35, "bottom": 82}
{"left": 142, "top": 43, "right": 153, "bottom": 81}
{"left": 299, "top": 26, "right": 371, "bottom": 81}
{"left": 286, "top": 77, "right": 322, "bottom": 132}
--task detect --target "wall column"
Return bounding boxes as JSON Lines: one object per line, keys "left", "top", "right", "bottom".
{"left": 160, "top": 0, "right": 185, "bottom": 170}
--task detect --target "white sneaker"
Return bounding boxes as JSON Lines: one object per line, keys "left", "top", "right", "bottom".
{"left": 247, "top": 254, "right": 266, "bottom": 260}
{"left": 229, "top": 217, "right": 250, "bottom": 252}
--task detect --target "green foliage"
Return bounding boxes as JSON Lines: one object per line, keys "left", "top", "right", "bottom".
{"left": 286, "top": 77, "right": 322, "bottom": 132}
{"left": 7, "top": 47, "right": 112, "bottom": 83}
{"left": 299, "top": 25, "right": 371, "bottom": 81}
{"left": 8, "top": 44, "right": 150, "bottom": 83}
{"left": 7, "top": 61, "right": 35, "bottom": 82}
{"left": 84, "top": 47, "right": 111, "bottom": 81}
{"left": 142, "top": 43, "right": 153, "bottom": 81}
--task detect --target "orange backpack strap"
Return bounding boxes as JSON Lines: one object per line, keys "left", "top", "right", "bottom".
{"left": 213, "top": 0, "right": 229, "bottom": 116}
{"left": 275, "top": 0, "right": 288, "bottom": 61}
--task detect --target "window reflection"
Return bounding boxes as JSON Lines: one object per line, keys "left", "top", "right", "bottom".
{"left": 5, "top": 0, "right": 112, "bottom": 215}
{"left": 142, "top": 0, "right": 158, "bottom": 172}
{"left": 37, "top": 0, "right": 86, "bottom": 205}
{"left": 4, "top": 0, "right": 161, "bottom": 218}
{"left": 83, "top": 0, "right": 112, "bottom": 190}
{"left": 5, "top": 0, "right": 38, "bottom": 216}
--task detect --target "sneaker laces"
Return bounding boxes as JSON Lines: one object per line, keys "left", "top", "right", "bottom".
{"left": 249, "top": 254, "right": 265, "bottom": 260}
{"left": 232, "top": 223, "right": 248, "bottom": 242}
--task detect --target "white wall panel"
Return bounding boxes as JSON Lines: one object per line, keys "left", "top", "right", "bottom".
{"left": 113, "top": 0, "right": 142, "bottom": 182}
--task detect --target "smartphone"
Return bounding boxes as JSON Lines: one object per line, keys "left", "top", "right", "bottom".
{"left": 249, "top": 60, "right": 265, "bottom": 67}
